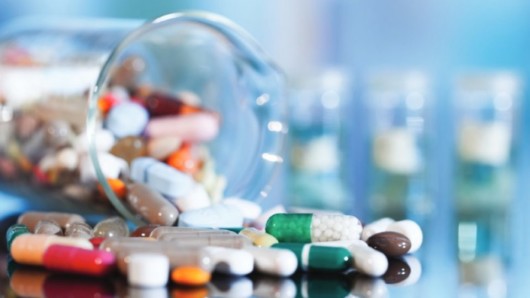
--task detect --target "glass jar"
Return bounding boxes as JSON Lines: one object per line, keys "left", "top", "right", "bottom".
{"left": 362, "top": 71, "right": 432, "bottom": 222}
{"left": 0, "top": 12, "right": 286, "bottom": 225}
{"left": 453, "top": 72, "right": 520, "bottom": 291}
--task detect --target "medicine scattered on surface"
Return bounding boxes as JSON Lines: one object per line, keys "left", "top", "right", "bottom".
{"left": 127, "top": 253, "right": 169, "bottom": 288}
{"left": 17, "top": 211, "right": 85, "bottom": 233}
{"left": 386, "top": 220, "right": 423, "bottom": 253}
{"left": 159, "top": 234, "right": 251, "bottom": 249}
{"left": 367, "top": 231, "right": 412, "bottom": 257}
{"left": 361, "top": 217, "right": 394, "bottom": 241}
{"left": 43, "top": 245, "right": 116, "bottom": 276}
{"left": 245, "top": 246, "right": 298, "bottom": 277}
{"left": 265, "top": 213, "right": 362, "bottom": 243}
{"left": 10, "top": 234, "right": 93, "bottom": 266}
{"left": 130, "top": 157, "right": 194, "bottom": 198}
{"left": 171, "top": 266, "right": 211, "bottom": 286}
{"left": 126, "top": 182, "right": 179, "bottom": 226}
{"left": 239, "top": 227, "right": 278, "bottom": 247}
{"left": 314, "top": 240, "right": 388, "bottom": 277}
{"left": 178, "top": 204, "right": 244, "bottom": 228}
{"left": 34, "top": 220, "right": 63, "bottom": 236}
{"left": 272, "top": 243, "right": 352, "bottom": 271}
{"left": 93, "top": 217, "right": 129, "bottom": 238}
{"left": 6, "top": 224, "right": 29, "bottom": 252}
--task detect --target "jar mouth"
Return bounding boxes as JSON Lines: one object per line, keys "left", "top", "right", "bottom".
{"left": 87, "top": 11, "right": 286, "bottom": 224}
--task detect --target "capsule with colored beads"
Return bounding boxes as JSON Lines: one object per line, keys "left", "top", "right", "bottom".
{"left": 272, "top": 243, "right": 352, "bottom": 271}
{"left": 265, "top": 213, "right": 362, "bottom": 243}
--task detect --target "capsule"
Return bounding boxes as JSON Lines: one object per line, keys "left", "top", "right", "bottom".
{"left": 6, "top": 224, "right": 29, "bottom": 252}
{"left": 265, "top": 213, "right": 362, "bottom": 243}
{"left": 93, "top": 217, "right": 129, "bottom": 238}
{"left": 64, "top": 222, "right": 94, "bottom": 239}
{"left": 361, "top": 217, "right": 395, "bottom": 241}
{"left": 314, "top": 240, "right": 388, "bottom": 277}
{"left": 11, "top": 234, "right": 93, "bottom": 266}
{"left": 245, "top": 246, "right": 298, "bottom": 277}
{"left": 386, "top": 220, "right": 423, "bottom": 253}
{"left": 17, "top": 211, "right": 85, "bottom": 233}
{"left": 239, "top": 227, "right": 278, "bottom": 247}
{"left": 43, "top": 245, "right": 116, "bottom": 276}
{"left": 272, "top": 243, "right": 352, "bottom": 271}
{"left": 159, "top": 234, "right": 251, "bottom": 249}
{"left": 34, "top": 220, "right": 63, "bottom": 236}
{"left": 149, "top": 226, "right": 234, "bottom": 239}
{"left": 131, "top": 224, "right": 161, "bottom": 237}
{"left": 126, "top": 182, "right": 179, "bottom": 226}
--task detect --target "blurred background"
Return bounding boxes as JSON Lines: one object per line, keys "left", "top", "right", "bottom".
{"left": 1, "top": 0, "right": 530, "bottom": 297}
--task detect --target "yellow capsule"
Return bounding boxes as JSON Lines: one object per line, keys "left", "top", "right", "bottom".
{"left": 239, "top": 228, "right": 278, "bottom": 247}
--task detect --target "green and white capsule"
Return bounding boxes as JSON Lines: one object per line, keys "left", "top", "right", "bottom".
{"left": 265, "top": 213, "right": 362, "bottom": 243}
{"left": 272, "top": 243, "right": 352, "bottom": 271}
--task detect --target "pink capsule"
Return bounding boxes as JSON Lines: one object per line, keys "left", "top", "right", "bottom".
{"left": 145, "top": 112, "right": 219, "bottom": 142}
{"left": 43, "top": 245, "right": 116, "bottom": 276}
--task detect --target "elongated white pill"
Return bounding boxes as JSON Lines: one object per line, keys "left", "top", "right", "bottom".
{"left": 245, "top": 246, "right": 298, "bottom": 277}
{"left": 202, "top": 247, "right": 254, "bottom": 276}
{"left": 361, "top": 217, "right": 395, "bottom": 241}
{"left": 178, "top": 204, "right": 243, "bottom": 228}
{"left": 127, "top": 253, "right": 169, "bottom": 288}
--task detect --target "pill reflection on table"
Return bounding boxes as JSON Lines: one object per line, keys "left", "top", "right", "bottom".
{"left": 350, "top": 274, "right": 389, "bottom": 298}
{"left": 207, "top": 275, "right": 253, "bottom": 298}
{"left": 251, "top": 275, "right": 296, "bottom": 298}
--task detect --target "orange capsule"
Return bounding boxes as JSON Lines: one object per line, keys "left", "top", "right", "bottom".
{"left": 98, "top": 178, "right": 127, "bottom": 200}
{"left": 166, "top": 144, "right": 201, "bottom": 175}
{"left": 171, "top": 266, "right": 211, "bottom": 287}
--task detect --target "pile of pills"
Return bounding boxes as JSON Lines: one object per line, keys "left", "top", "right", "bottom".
{"left": 5, "top": 210, "right": 423, "bottom": 297}
{"left": 0, "top": 55, "right": 227, "bottom": 216}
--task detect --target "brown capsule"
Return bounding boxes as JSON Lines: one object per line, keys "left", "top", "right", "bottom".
{"left": 127, "top": 183, "right": 179, "bottom": 226}
{"left": 367, "top": 231, "right": 411, "bottom": 257}
{"left": 130, "top": 224, "right": 161, "bottom": 238}
{"left": 383, "top": 257, "right": 411, "bottom": 284}
{"left": 110, "top": 136, "right": 147, "bottom": 164}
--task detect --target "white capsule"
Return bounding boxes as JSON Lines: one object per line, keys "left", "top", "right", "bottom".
{"left": 127, "top": 253, "right": 169, "bottom": 288}
{"left": 223, "top": 197, "right": 262, "bottom": 221}
{"left": 313, "top": 240, "right": 388, "bottom": 277}
{"left": 361, "top": 218, "right": 395, "bottom": 241}
{"left": 245, "top": 246, "right": 297, "bottom": 277}
{"left": 202, "top": 247, "right": 254, "bottom": 276}
{"left": 386, "top": 220, "right": 423, "bottom": 253}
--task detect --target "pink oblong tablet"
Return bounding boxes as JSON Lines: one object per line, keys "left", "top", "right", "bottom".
{"left": 145, "top": 112, "right": 219, "bottom": 142}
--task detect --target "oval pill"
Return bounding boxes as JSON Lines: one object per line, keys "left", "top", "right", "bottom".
{"left": 127, "top": 253, "right": 170, "bottom": 288}
{"left": 126, "top": 183, "right": 179, "bottom": 226}
{"left": 43, "top": 244, "right": 116, "bottom": 276}
{"left": 105, "top": 102, "right": 149, "bottom": 138}
{"left": 11, "top": 234, "right": 93, "bottom": 266}
{"left": 367, "top": 231, "right": 411, "bottom": 257}
{"left": 386, "top": 220, "right": 423, "bottom": 253}
{"left": 171, "top": 266, "right": 211, "bottom": 286}
{"left": 93, "top": 217, "right": 129, "bottom": 238}
{"left": 265, "top": 213, "right": 362, "bottom": 243}
{"left": 17, "top": 211, "right": 85, "bottom": 233}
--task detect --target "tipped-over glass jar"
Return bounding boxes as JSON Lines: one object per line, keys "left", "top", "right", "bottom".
{"left": 0, "top": 12, "right": 286, "bottom": 224}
